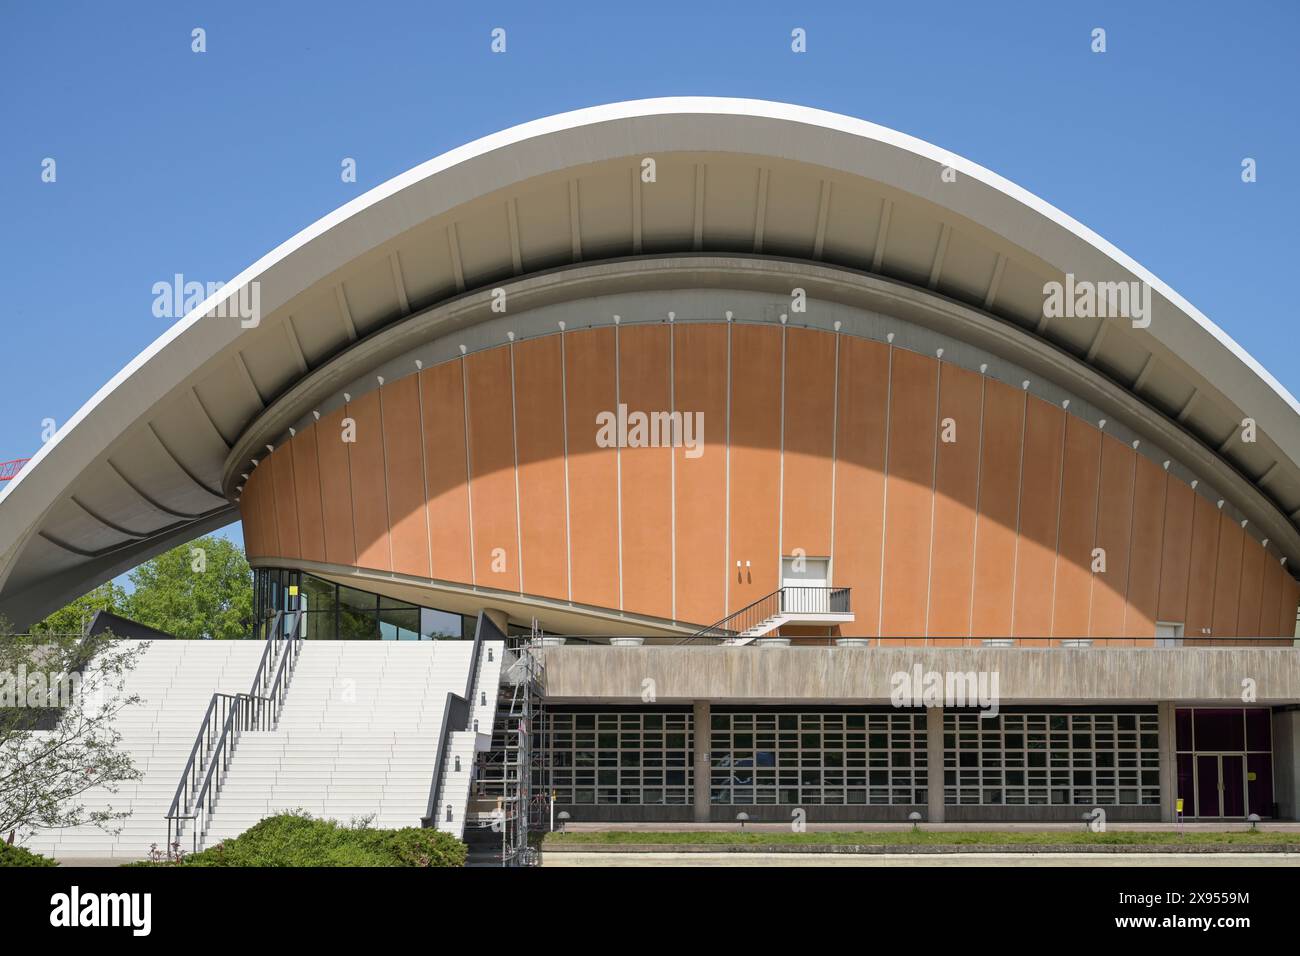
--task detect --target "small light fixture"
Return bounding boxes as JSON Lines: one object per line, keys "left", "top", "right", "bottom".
{"left": 557, "top": 810, "right": 571, "bottom": 832}
{"left": 908, "top": 811, "right": 922, "bottom": 832}
{"left": 1247, "top": 813, "right": 1261, "bottom": 832}
{"left": 736, "top": 812, "right": 750, "bottom": 831}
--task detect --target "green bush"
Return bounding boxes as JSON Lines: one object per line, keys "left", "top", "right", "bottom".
{"left": 136, "top": 813, "right": 466, "bottom": 867}
{"left": 0, "top": 842, "right": 58, "bottom": 866}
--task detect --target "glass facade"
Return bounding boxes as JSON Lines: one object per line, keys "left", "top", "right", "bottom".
{"left": 1174, "top": 707, "right": 1274, "bottom": 818}
{"left": 944, "top": 710, "right": 1161, "bottom": 806}
{"left": 254, "top": 568, "right": 475, "bottom": 640}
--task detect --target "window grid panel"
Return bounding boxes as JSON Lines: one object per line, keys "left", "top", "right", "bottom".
{"left": 943, "top": 712, "right": 1160, "bottom": 806}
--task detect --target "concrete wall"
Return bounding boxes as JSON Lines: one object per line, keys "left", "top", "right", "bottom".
{"left": 538, "top": 645, "right": 1300, "bottom": 704}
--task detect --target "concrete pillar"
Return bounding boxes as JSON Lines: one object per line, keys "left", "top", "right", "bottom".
{"left": 1158, "top": 701, "right": 1176, "bottom": 823}
{"left": 1273, "top": 708, "right": 1300, "bottom": 820}
{"left": 693, "top": 701, "right": 711, "bottom": 824}
{"left": 926, "top": 705, "right": 945, "bottom": 824}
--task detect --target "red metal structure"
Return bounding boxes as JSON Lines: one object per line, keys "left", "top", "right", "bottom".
{"left": 0, "top": 458, "right": 31, "bottom": 481}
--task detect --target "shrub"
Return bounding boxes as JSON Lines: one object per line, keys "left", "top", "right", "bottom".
{"left": 0, "top": 841, "right": 58, "bottom": 866}
{"left": 135, "top": 813, "right": 466, "bottom": 867}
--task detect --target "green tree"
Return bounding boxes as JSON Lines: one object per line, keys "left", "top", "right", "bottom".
{"left": 29, "top": 582, "right": 126, "bottom": 635}
{"left": 123, "top": 536, "right": 254, "bottom": 640}
{"left": 1, "top": 624, "right": 145, "bottom": 843}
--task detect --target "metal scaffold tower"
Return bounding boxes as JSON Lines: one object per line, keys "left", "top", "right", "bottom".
{"left": 499, "top": 619, "right": 546, "bottom": 866}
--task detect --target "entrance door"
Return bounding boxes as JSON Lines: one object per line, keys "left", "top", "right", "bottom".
{"left": 781, "top": 556, "right": 829, "bottom": 613}
{"left": 1195, "top": 754, "right": 1247, "bottom": 818}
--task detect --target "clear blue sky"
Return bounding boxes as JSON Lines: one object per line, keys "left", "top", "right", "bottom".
{"left": 2, "top": 0, "right": 1297, "bottom": 561}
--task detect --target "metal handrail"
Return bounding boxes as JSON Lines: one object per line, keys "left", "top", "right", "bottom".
{"left": 679, "top": 586, "right": 853, "bottom": 643}
{"left": 164, "top": 609, "right": 302, "bottom": 852}
{"left": 422, "top": 611, "right": 498, "bottom": 828}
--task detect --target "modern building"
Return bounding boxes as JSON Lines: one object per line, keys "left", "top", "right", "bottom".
{"left": 3, "top": 100, "right": 1300, "bottom": 855}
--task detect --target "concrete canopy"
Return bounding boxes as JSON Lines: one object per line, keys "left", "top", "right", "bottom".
{"left": 3, "top": 96, "right": 1299, "bottom": 629}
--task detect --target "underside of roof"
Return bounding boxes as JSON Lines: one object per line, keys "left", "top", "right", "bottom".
{"left": 2, "top": 97, "right": 1298, "bottom": 629}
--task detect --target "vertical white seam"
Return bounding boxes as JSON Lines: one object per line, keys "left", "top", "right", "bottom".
{"left": 922, "top": 362, "right": 942, "bottom": 638}
{"left": 1120, "top": 451, "right": 1141, "bottom": 637}
{"left": 560, "top": 331, "right": 573, "bottom": 603}
{"left": 378, "top": 387, "right": 394, "bottom": 572}
{"left": 777, "top": 325, "right": 787, "bottom": 585}
{"left": 1008, "top": 392, "right": 1028, "bottom": 636}
{"left": 510, "top": 342, "right": 524, "bottom": 595}
{"left": 1047, "top": 413, "right": 1069, "bottom": 638}
{"left": 670, "top": 323, "right": 677, "bottom": 622}
{"left": 724, "top": 321, "right": 732, "bottom": 614}
{"left": 828, "top": 332, "right": 840, "bottom": 587}
{"left": 416, "top": 371, "right": 432, "bottom": 580}
{"left": 966, "top": 377, "right": 987, "bottom": 638}
{"left": 461, "top": 358, "right": 476, "bottom": 587}
{"left": 1084, "top": 431, "right": 1105, "bottom": 637}
{"left": 877, "top": 345, "right": 893, "bottom": 637}
{"left": 615, "top": 323, "right": 624, "bottom": 612}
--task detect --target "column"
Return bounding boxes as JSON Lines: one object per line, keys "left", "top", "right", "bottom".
{"left": 926, "top": 705, "right": 945, "bottom": 824}
{"left": 1158, "top": 701, "right": 1176, "bottom": 823}
{"left": 694, "top": 701, "right": 711, "bottom": 824}
{"left": 1272, "top": 708, "right": 1300, "bottom": 820}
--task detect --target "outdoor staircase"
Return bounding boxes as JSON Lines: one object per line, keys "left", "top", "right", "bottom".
{"left": 681, "top": 586, "right": 854, "bottom": 645}
{"left": 18, "top": 640, "right": 266, "bottom": 860}
{"left": 202, "top": 638, "right": 502, "bottom": 846}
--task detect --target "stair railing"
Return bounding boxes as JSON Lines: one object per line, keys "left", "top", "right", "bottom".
{"left": 678, "top": 586, "right": 853, "bottom": 643}
{"left": 164, "top": 609, "right": 303, "bottom": 853}
{"left": 422, "top": 611, "right": 502, "bottom": 828}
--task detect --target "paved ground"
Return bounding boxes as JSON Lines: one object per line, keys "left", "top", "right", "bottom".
{"left": 543, "top": 851, "right": 1300, "bottom": 867}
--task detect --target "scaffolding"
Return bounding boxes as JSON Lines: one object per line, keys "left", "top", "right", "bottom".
{"left": 492, "top": 620, "right": 547, "bottom": 866}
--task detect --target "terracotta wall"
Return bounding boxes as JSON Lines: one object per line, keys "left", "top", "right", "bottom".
{"left": 240, "top": 323, "right": 1300, "bottom": 639}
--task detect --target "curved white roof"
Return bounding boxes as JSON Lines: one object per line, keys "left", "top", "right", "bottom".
{"left": 3, "top": 96, "right": 1298, "bottom": 628}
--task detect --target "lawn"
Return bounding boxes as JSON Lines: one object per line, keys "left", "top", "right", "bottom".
{"left": 544, "top": 829, "right": 1300, "bottom": 847}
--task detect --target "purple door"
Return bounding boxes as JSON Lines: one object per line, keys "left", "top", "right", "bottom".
{"left": 1196, "top": 755, "right": 1221, "bottom": 817}
{"left": 1221, "top": 755, "right": 1245, "bottom": 818}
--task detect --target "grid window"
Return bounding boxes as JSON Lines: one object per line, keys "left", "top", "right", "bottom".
{"left": 710, "top": 711, "right": 927, "bottom": 806}
{"left": 944, "top": 711, "right": 1160, "bottom": 806}
{"left": 541, "top": 710, "right": 694, "bottom": 806}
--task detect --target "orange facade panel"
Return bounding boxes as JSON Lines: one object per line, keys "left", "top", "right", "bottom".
{"left": 1124, "top": 454, "right": 1166, "bottom": 637}
{"left": 831, "top": 335, "right": 889, "bottom": 637}
{"left": 880, "top": 348, "right": 938, "bottom": 639}
{"left": 420, "top": 361, "right": 472, "bottom": 585}
{"left": 728, "top": 324, "right": 783, "bottom": 612}
{"left": 381, "top": 374, "right": 430, "bottom": 578}
{"left": 1184, "top": 493, "right": 1222, "bottom": 637}
{"left": 1051, "top": 416, "right": 1102, "bottom": 638}
{"left": 674, "top": 323, "right": 729, "bottom": 626}
{"left": 564, "top": 328, "right": 620, "bottom": 610}
{"left": 1156, "top": 476, "right": 1195, "bottom": 624}
{"left": 1280, "top": 575, "right": 1300, "bottom": 638}
{"left": 465, "top": 347, "right": 520, "bottom": 593}
{"left": 269, "top": 445, "right": 301, "bottom": 561}
{"left": 926, "top": 364, "right": 982, "bottom": 638}
{"left": 1235, "top": 538, "right": 1265, "bottom": 637}
{"left": 1259, "top": 554, "right": 1282, "bottom": 638}
{"left": 618, "top": 324, "right": 674, "bottom": 620}
{"left": 1012, "top": 397, "right": 1065, "bottom": 639}
{"left": 780, "top": 327, "right": 836, "bottom": 560}
{"left": 512, "top": 335, "right": 570, "bottom": 603}
{"left": 1210, "top": 513, "right": 1245, "bottom": 638}
{"left": 291, "top": 422, "right": 327, "bottom": 564}
{"left": 970, "top": 379, "right": 1024, "bottom": 637}
{"left": 1089, "top": 436, "right": 1135, "bottom": 638}
{"left": 315, "top": 405, "right": 357, "bottom": 567}
{"left": 346, "top": 391, "right": 391, "bottom": 573}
